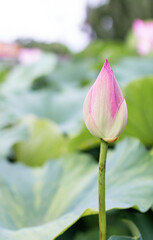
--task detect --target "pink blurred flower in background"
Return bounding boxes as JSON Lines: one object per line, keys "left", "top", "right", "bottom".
{"left": 0, "top": 43, "right": 20, "bottom": 59}
{"left": 133, "top": 19, "right": 153, "bottom": 55}
{"left": 18, "top": 48, "right": 41, "bottom": 65}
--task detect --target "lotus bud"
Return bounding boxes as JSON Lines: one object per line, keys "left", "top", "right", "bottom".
{"left": 83, "top": 59, "right": 127, "bottom": 143}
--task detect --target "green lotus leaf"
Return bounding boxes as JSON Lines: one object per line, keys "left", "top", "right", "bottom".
{"left": 68, "top": 123, "right": 99, "bottom": 152}
{"left": 113, "top": 57, "right": 153, "bottom": 88}
{"left": 0, "top": 138, "right": 153, "bottom": 239}
{"left": 122, "top": 210, "right": 153, "bottom": 240}
{"left": 75, "top": 232, "right": 141, "bottom": 240}
{"left": 124, "top": 77, "right": 153, "bottom": 145}
{"left": 47, "top": 59, "right": 95, "bottom": 90}
{"left": 108, "top": 236, "right": 142, "bottom": 240}
{"left": 0, "top": 88, "right": 87, "bottom": 133}
{"left": 1, "top": 53, "right": 57, "bottom": 94}
{"left": 73, "top": 228, "right": 99, "bottom": 240}
{"left": 0, "top": 123, "right": 29, "bottom": 158}
{"left": 14, "top": 117, "right": 69, "bottom": 166}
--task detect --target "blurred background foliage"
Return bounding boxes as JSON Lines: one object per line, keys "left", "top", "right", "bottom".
{"left": 85, "top": 0, "right": 153, "bottom": 40}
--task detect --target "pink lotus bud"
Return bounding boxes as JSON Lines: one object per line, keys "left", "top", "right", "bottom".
{"left": 83, "top": 59, "right": 127, "bottom": 143}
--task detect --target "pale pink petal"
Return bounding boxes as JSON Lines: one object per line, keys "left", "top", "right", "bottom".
{"left": 83, "top": 59, "right": 127, "bottom": 142}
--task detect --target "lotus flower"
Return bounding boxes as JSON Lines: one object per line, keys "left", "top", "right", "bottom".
{"left": 18, "top": 48, "right": 41, "bottom": 65}
{"left": 83, "top": 59, "right": 127, "bottom": 143}
{"left": 133, "top": 19, "right": 153, "bottom": 55}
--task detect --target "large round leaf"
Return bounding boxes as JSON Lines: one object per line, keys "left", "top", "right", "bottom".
{"left": 47, "top": 59, "right": 95, "bottom": 90}
{"left": 1, "top": 53, "right": 57, "bottom": 94}
{"left": 14, "top": 118, "right": 69, "bottom": 166}
{"left": 109, "top": 236, "right": 142, "bottom": 240}
{"left": 105, "top": 138, "right": 153, "bottom": 212}
{"left": 75, "top": 233, "right": 141, "bottom": 240}
{"left": 68, "top": 123, "right": 99, "bottom": 152}
{"left": 0, "top": 153, "right": 97, "bottom": 240}
{"left": 15, "top": 119, "right": 98, "bottom": 166}
{"left": 124, "top": 77, "right": 153, "bottom": 145}
{"left": 0, "top": 123, "right": 29, "bottom": 158}
{"left": 0, "top": 88, "right": 87, "bottom": 133}
{"left": 122, "top": 210, "right": 153, "bottom": 240}
{"left": 113, "top": 57, "right": 153, "bottom": 88}
{"left": 0, "top": 138, "right": 153, "bottom": 240}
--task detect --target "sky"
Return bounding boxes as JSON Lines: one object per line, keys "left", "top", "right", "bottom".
{"left": 0, "top": 0, "right": 106, "bottom": 51}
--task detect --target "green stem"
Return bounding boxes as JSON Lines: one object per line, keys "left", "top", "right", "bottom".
{"left": 99, "top": 139, "right": 108, "bottom": 240}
